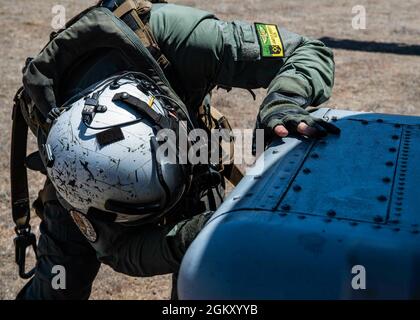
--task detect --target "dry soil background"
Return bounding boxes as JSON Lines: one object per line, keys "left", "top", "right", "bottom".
{"left": 0, "top": 0, "right": 419, "bottom": 299}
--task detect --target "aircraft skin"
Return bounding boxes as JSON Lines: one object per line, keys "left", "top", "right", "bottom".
{"left": 178, "top": 108, "right": 420, "bottom": 300}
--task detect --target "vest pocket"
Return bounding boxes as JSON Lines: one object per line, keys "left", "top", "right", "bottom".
{"left": 222, "top": 21, "right": 261, "bottom": 61}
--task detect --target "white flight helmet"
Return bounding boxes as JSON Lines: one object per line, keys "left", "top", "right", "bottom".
{"left": 42, "top": 72, "right": 191, "bottom": 224}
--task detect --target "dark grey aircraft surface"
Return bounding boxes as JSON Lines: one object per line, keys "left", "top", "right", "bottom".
{"left": 178, "top": 108, "right": 420, "bottom": 299}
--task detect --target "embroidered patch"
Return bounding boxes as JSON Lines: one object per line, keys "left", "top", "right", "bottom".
{"left": 255, "top": 23, "right": 285, "bottom": 58}
{"left": 70, "top": 210, "right": 97, "bottom": 242}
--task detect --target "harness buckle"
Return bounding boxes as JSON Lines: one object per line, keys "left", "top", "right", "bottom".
{"left": 14, "top": 227, "right": 37, "bottom": 279}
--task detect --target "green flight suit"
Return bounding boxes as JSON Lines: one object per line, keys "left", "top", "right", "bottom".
{"left": 18, "top": 2, "right": 334, "bottom": 300}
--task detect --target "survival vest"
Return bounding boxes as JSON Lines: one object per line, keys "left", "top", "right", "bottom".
{"left": 10, "top": 0, "right": 242, "bottom": 279}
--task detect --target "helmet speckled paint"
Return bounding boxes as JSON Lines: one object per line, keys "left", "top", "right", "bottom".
{"left": 46, "top": 75, "right": 187, "bottom": 223}
{"left": 178, "top": 108, "right": 420, "bottom": 299}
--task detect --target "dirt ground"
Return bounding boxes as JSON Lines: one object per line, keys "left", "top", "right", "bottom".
{"left": 0, "top": 0, "right": 419, "bottom": 300}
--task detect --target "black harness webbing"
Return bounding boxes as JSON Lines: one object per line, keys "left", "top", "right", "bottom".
{"left": 10, "top": 89, "right": 37, "bottom": 279}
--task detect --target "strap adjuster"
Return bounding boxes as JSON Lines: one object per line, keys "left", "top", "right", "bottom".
{"left": 14, "top": 226, "right": 37, "bottom": 279}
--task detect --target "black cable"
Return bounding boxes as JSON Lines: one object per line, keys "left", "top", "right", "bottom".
{"left": 153, "top": 94, "right": 196, "bottom": 130}
{"left": 82, "top": 117, "right": 145, "bottom": 130}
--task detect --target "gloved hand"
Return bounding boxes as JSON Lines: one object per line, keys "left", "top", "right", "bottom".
{"left": 263, "top": 104, "right": 341, "bottom": 139}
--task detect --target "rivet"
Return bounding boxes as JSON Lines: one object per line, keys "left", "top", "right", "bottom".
{"left": 281, "top": 204, "right": 291, "bottom": 211}
{"left": 393, "top": 228, "right": 400, "bottom": 232}
{"left": 361, "top": 120, "right": 368, "bottom": 125}
{"left": 327, "top": 210, "right": 337, "bottom": 217}
{"left": 382, "top": 177, "right": 391, "bottom": 183}
{"left": 392, "top": 135, "right": 399, "bottom": 140}
{"left": 121, "top": 92, "right": 129, "bottom": 99}
{"left": 303, "top": 168, "right": 311, "bottom": 174}
{"left": 386, "top": 161, "right": 394, "bottom": 167}
{"left": 377, "top": 195, "right": 387, "bottom": 202}
{"left": 411, "top": 230, "right": 419, "bottom": 235}
{"left": 254, "top": 175, "right": 261, "bottom": 180}
{"left": 389, "top": 147, "right": 397, "bottom": 153}
{"left": 293, "top": 185, "right": 302, "bottom": 192}
{"left": 377, "top": 119, "right": 384, "bottom": 123}
{"left": 350, "top": 222, "right": 358, "bottom": 227}
{"left": 311, "top": 153, "right": 320, "bottom": 159}
{"left": 298, "top": 215, "right": 306, "bottom": 220}
{"left": 394, "top": 124, "right": 401, "bottom": 128}
{"left": 272, "top": 150, "right": 279, "bottom": 154}
{"left": 373, "top": 215, "right": 384, "bottom": 223}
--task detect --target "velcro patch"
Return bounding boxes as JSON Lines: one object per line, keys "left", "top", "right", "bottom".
{"left": 255, "top": 23, "right": 285, "bottom": 58}
{"left": 96, "top": 127, "right": 125, "bottom": 147}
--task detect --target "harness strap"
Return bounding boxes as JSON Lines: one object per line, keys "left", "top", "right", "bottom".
{"left": 113, "top": 0, "right": 170, "bottom": 69}
{"left": 112, "top": 92, "right": 174, "bottom": 129}
{"left": 198, "top": 104, "right": 244, "bottom": 186}
{"left": 11, "top": 88, "right": 37, "bottom": 279}
{"left": 11, "top": 88, "right": 31, "bottom": 230}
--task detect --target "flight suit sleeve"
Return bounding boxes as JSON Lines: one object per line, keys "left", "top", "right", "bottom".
{"left": 151, "top": 5, "right": 334, "bottom": 131}
{"left": 215, "top": 21, "right": 335, "bottom": 132}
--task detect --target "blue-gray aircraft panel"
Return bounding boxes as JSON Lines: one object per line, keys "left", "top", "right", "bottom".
{"left": 178, "top": 108, "right": 420, "bottom": 300}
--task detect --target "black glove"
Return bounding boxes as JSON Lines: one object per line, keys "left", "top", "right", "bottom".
{"left": 262, "top": 104, "right": 341, "bottom": 138}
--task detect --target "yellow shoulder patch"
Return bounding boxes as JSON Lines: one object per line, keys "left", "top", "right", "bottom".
{"left": 255, "top": 23, "right": 285, "bottom": 58}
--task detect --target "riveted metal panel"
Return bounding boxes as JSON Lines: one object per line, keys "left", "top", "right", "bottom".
{"left": 218, "top": 139, "right": 311, "bottom": 213}
{"left": 179, "top": 108, "right": 420, "bottom": 300}
{"left": 278, "top": 119, "right": 402, "bottom": 223}
{"left": 389, "top": 125, "right": 420, "bottom": 231}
